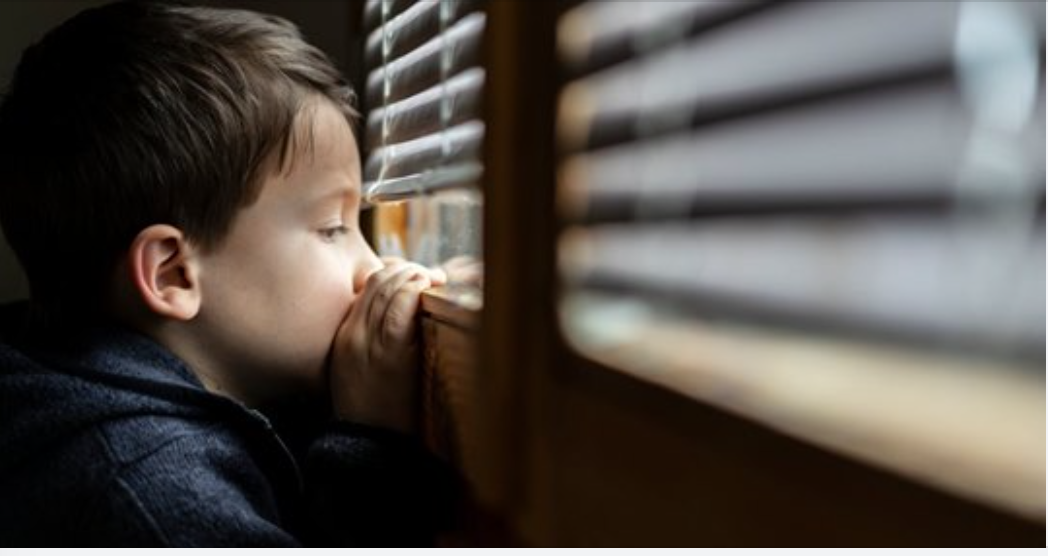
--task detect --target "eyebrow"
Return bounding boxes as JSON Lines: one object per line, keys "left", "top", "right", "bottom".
{"left": 312, "top": 178, "right": 360, "bottom": 202}
{"left": 304, "top": 181, "right": 361, "bottom": 216}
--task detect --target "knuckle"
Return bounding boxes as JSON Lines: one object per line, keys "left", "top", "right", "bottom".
{"left": 384, "top": 309, "right": 408, "bottom": 339}
{"left": 375, "top": 282, "right": 398, "bottom": 307}
{"left": 382, "top": 292, "right": 419, "bottom": 342}
{"left": 365, "top": 269, "right": 385, "bottom": 290}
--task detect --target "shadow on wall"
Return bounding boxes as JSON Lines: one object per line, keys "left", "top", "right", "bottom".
{"left": 0, "top": 0, "right": 358, "bottom": 303}
{"left": 0, "top": 231, "right": 27, "bottom": 303}
{"left": 0, "top": 2, "right": 109, "bottom": 302}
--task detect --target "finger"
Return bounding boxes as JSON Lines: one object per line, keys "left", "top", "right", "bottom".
{"left": 352, "top": 261, "right": 411, "bottom": 320}
{"left": 364, "top": 265, "right": 422, "bottom": 329}
{"left": 379, "top": 277, "right": 428, "bottom": 347}
{"left": 379, "top": 256, "right": 444, "bottom": 285}
{"left": 427, "top": 266, "right": 448, "bottom": 286}
{"left": 365, "top": 266, "right": 431, "bottom": 335}
{"left": 451, "top": 266, "right": 483, "bottom": 286}
{"left": 441, "top": 255, "right": 478, "bottom": 271}
{"left": 440, "top": 257, "right": 483, "bottom": 286}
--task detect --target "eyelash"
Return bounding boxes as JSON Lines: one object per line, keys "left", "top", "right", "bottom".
{"left": 318, "top": 225, "right": 350, "bottom": 242}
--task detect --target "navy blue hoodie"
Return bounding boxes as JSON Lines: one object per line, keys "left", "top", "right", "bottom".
{"left": 0, "top": 302, "right": 455, "bottom": 546}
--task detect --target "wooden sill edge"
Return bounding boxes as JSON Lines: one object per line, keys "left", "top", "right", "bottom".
{"left": 421, "top": 286, "right": 482, "bottom": 330}
{"left": 559, "top": 292, "right": 1046, "bottom": 522}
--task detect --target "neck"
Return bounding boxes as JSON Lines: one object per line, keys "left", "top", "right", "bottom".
{"left": 143, "top": 320, "right": 264, "bottom": 407}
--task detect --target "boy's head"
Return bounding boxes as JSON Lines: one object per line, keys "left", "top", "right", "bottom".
{"left": 0, "top": 1, "right": 382, "bottom": 402}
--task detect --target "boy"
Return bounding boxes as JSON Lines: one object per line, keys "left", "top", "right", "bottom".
{"left": 0, "top": 0, "right": 455, "bottom": 546}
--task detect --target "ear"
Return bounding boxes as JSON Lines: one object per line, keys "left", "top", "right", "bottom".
{"left": 128, "top": 224, "right": 201, "bottom": 321}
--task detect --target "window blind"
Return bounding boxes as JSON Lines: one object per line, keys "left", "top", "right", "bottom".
{"left": 363, "top": 0, "right": 486, "bottom": 203}
{"left": 557, "top": 0, "right": 1045, "bottom": 357}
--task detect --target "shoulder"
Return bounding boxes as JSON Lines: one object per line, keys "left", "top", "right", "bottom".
{"left": 87, "top": 419, "right": 299, "bottom": 546}
{"left": 0, "top": 412, "right": 280, "bottom": 546}
{"left": 104, "top": 417, "right": 272, "bottom": 500}
{"left": 96, "top": 413, "right": 241, "bottom": 469}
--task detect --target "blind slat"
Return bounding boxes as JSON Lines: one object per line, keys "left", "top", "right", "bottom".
{"left": 561, "top": 218, "right": 1046, "bottom": 356}
{"left": 365, "top": 0, "right": 481, "bottom": 69}
{"left": 364, "top": 1, "right": 486, "bottom": 202}
{"left": 556, "top": 0, "right": 1044, "bottom": 358}
{"left": 561, "top": 81, "right": 985, "bottom": 223}
{"left": 366, "top": 67, "right": 484, "bottom": 150}
{"left": 366, "top": 161, "right": 483, "bottom": 203}
{"left": 366, "top": 13, "right": 485, "bottom": 107}
{"left": 363, "top": 0, "right": 415, "bottom": 34}
{"left": 559, "top": 1, "right": 962, "bottom": 151}
{"left": 364, "top": 120, "right": 484, "bottom": 184}
{"left": 560, "top": 0, "right": 780, "bottom": 78}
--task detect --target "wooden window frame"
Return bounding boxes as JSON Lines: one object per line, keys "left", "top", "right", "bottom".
{"left": 400, "top": 1, "right": 1043, "bottom": 546}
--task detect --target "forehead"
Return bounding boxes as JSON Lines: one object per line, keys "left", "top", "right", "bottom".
{"left": 298, "top": 100, "right": 359, "bottom": 163}
{"left": 264, "top": 99, "right": 362, "bottom": 203}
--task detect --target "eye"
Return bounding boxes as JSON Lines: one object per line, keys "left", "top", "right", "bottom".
{"left": 318, "top": 224, "right": 350, "bottom": 242}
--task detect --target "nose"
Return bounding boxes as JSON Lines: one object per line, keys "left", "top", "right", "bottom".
{"left": 352, "top": 245, "right": 383, "bottom": 294}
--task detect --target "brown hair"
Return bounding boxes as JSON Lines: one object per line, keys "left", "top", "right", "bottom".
{"left": 0, "top": 0, "right": 357, "bottom": 320}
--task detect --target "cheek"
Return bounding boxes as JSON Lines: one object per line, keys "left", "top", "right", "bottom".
{"left": 295, "top": 256, "right": 357, "bottom": 334}
{"left": 311, "top": 277, "right": 355, "bottom": 331}
{"left": 261, "top": 262, "right": 353, "bottom": 384}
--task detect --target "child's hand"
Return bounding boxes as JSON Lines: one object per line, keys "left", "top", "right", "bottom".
{"left": 328, "top": 258, "right": 446, "bottom": 434}
{"left": 440, "top": 255, "right": 483, "bottom": 287}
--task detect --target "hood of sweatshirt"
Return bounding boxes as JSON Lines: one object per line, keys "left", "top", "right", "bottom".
{"left": 0, "top": 301, "right": 305, "bottom": 543}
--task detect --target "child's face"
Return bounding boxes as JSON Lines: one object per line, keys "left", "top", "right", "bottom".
{"left": 192, "top": 100, "right": 382, "bottom": 403}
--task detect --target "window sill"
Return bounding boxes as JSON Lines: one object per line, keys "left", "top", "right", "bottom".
{"left": 421, "top": 285, "right": 482, "bottom": 330}
{"left": 418, "top": 285, "right": 481, "bottom": 472}
{"left": 560, "top": 291, "right": 1045, "bottom": 522}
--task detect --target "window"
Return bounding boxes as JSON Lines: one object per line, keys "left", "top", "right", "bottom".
{"left": 555, "top": 0, "right": 1045, "bottom": 518}
{"left": 359, "top": 0, "right": 487, "bottom": 478}
{"left": 362, "top": 0, "right": 485, "bottom": 279}
{"left": 348, "top": 1, "right": 1042, "bottom": 544}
